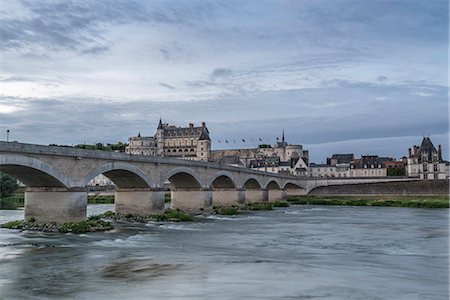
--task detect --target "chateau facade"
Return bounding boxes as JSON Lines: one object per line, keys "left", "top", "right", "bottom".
{"left": 125, "top": 120, "right": 211, "bottom": 161}
{"left": 406, "top": 137, "right": 449, "bottom": 180}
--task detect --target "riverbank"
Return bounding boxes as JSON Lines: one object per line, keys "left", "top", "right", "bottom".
{"left": 287, "top": 195, "right": 449, "bottom": 208}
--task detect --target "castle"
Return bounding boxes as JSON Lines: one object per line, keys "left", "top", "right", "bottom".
{"left": 125, "top": 119, "right": 211, "bottom": 161}
{"left": 406, "top": 137, "right": 448, "bottom": 180}
{"left": 210, "top": 131, "right": 310, "bottom": 176}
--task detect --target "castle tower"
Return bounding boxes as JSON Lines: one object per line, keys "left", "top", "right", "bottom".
{"left": 155, "top": 118, "right": 164, "bottom": 156}
{"left": 196, "top": 122, "right": 211, "bottom": 162}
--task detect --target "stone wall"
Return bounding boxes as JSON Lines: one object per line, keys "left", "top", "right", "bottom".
{"left": 309, "top": 180, "right": 449, "bottom": 196}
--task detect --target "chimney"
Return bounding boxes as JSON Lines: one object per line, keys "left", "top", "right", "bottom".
{"left": 408, "top": 148, "right": 412, "bottom": 158}
{"left": 202, "top": 122, "right": 206, "bottom": 127}
{"left": 413, "top": 145, "right": 418, "bottom": 156}
{"left": 438, "top": 144, "right": 442, "bottom": 161}
{"left": 189, "top": 123, "right": 194, "bottom": 128}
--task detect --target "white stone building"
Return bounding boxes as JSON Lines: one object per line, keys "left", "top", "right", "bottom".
{"left": 406, "top": 137, "right": 449, "bottom": 180}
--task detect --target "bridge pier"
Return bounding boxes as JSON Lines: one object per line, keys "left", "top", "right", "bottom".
{"left": 24, "top": 188, "right": 87, "bottom": 223}
{"left": 212, "top": 189, "right": 245, "bottom": 207}
{"left": 171, "top": 189, "right": 212, "bottom": 212}
{"left": 244, "top": 189, "right": 268, "bottom": 203}
{"left": 115, "top": 188, "right": 165, "bottom": 216}
{"left": 268, "top": 189, "right": 287, "bottom": 202}
{"left": 286, "top": 188, "right": 306, "bottom": 197}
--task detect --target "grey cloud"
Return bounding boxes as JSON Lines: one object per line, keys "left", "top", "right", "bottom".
{"left": 80, "top": 45, "right": 110, "bottom": 55}
{"left": 0, "top": 0, "right": 148, "bottom": 53}
{"left": 210, "top": 68, "right": 232, "bottom": 79}
{"left": 158, "top": 82, "right": 176, "bottom": 90}
{"left": 0, "top": 75, "right": 64, "bottom": 85}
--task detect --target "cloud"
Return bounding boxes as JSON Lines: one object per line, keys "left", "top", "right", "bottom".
{"left": 0, "top": 0, "right": 447, "bottom": 163}
{"left": 158, "top": 82, "right": 176, "bottom": 89}
{"left": 210, "top": 68, "right": 232, "bottom": 79}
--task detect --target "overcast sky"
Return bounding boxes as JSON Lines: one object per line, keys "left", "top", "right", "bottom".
{"left": 0, "top": 0, "right": 448, "bottom": 162}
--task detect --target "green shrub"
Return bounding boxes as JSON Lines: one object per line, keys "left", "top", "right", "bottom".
{"left": 246, "top": 203, "right": 273, "bottom": 211}
{"left": 0, "top": 220, "right": 24, "bottom": 229}
{"left": 214, "top": 206, "right": 240, "bottom": 215}
{"left": 101, "top": 211, "right": 116, "bottom": 219}
{"left": 272, "top": 201, "right": 290, "bottom": 207}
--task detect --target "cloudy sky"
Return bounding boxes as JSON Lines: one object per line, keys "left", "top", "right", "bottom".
{"left": 0, "top": 0, "right": 448, "bottom": 162}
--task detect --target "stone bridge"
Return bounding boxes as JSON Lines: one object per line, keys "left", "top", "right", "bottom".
{"left": 0, "top": 142, "right": 419, "bottom": 223}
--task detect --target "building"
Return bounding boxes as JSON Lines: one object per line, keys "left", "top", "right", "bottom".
{"left": 350, "top": 155, "right": 393, "bottom": 177}
{"left": 309, "top": 154, "right": 395, "bottom": 178}
{"left": 211, "top": 131, "right": 309, "bottom": 176}
{"left": 126, "top": 133, "right": 158, "bottom": 156}
{"left": 406, "top": 137, "right": 448, "bottom": 180}
{"left": 125, "top": 119, "right": 211, "bottom": 162}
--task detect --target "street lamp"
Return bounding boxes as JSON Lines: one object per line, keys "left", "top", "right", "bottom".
{"left": 6, "top": 129, "right": 10, "bottom": 142}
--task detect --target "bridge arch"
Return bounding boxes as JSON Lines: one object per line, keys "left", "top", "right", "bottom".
{"left": 208, "top": 171, "right": 237, "bottom": 189}
{"left": 265, "top": 179, "right": 282, "bottom": 190}
{"left": 240, "top": 176, "right": 264, "bottom": 189}
{"left": 0, "top": 154, "right": 71, "bottom": 188}
{"left": 82, "top": 162, "right": 154, "bottom": 188}
{"left": 163, "top": 167, "right": 204, "bottom": 190}
{"left": 283, "top": 182, "right": 305, "bottom": 190}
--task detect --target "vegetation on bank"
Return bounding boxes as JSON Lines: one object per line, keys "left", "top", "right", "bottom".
{"left": 49, "top": 142, "right": 128, "bottom": 152}
{"left": 88, "top": 195, "right": 114, "bottom": 204}
{"left": 0, "top": 172, "right": 19, "bottom": 198}
{"left": 0, "top": 193, "right": 115, "bottom": 207}
{"left": 165, "top": 193, "right": 171, "bottom": 203}
{"left": 98, "top": 209, "right": 194, "bottom": 222}
{"left": 0, "top": 218, "right": 113, "bottom": 233}
{"left": 213, "top": 206, "right": 240, "bottom": 215}
{"left": 287, "top": 196, "right": 449, "bottom": 208}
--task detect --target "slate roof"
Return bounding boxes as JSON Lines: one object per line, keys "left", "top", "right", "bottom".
{"left": 218, "top": 155, "right": 244, "bottom": 166}
{"left": 159, "top": 125, "right": 210, "bottom": 140}
{"left": 352, "top": 155, "right": 393, "bottom": 169}
{"left": 249, "top": 156, "right": 280, "bottom": 168}
{"left": 418, "top": 137, "right": 437, "bottom": 162}
{"left": 331, "top": 153, "right": 354, "bottom": 164}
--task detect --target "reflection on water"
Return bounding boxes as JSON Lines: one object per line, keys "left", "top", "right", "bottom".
{"left": 103, "top": 258, "right": 183, "bottom": 280}
{"left": 0, "top": 204, "right": 448, "bottom": 300}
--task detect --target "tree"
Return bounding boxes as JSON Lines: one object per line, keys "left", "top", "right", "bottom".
{"left": 0, "top": 172, "right": 19, "bottom": 198}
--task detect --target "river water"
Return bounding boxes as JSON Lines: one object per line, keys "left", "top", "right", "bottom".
{"left": 0, "top": 204, "right": 448, "bottom": 300}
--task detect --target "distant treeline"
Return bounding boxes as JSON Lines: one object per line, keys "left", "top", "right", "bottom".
{"left": 49, "top": 142, "right": 128, "bottom": 152}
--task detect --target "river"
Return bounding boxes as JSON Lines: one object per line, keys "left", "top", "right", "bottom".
{"left": 0, "top": 204, "right": 448, "bottom": 300}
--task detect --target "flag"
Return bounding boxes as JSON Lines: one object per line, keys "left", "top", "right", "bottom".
{"left": 276, "top": 137, "right": 279, "bottom": 141}
{"left": 242, "top": 139, "right": 246, "bottom": 142}
{"left": 225, "top": 140, "right": 228, "bottom": 143}
{"left": 259, "top": 138, "right": 262, "bottom": 141}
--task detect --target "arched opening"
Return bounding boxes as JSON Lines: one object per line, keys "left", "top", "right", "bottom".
{"left": 284, "top": 183, "right": 302, "bottom": 189}
{"left": 83, "top": 162, "right": 153, "bottom": 190}
{"left": 211, "top": 175, "right": 236, "bottom": 189}
{"left": 266, "top": 180, "right": 281, "bottom": 190}
{"left": 101, "top": 170, "right": 151, "bottom": 189}
{"left": 243, "top": 178, "right": 262, "bottom": 189}
{"left": 0, "top": 165, "right": 67, "bottom": 188}
{"left": 167, "top": 172, "right": 202, "bottom": 190}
